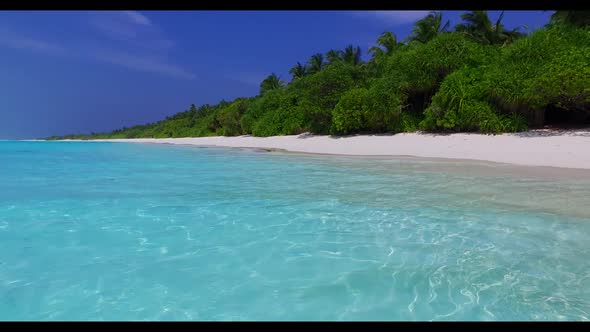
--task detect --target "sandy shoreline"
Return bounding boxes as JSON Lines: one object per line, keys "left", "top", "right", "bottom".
{"left": 63, "top": 129, "right": 590, "bottom": 170}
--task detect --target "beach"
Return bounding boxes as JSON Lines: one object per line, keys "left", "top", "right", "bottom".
{"left": 88, "top": 129, "right": 590, "bottom": 170}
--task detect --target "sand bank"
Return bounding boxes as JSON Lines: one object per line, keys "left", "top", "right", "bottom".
{"left": 85, "top": 129, "right": 590, "bottom": 169}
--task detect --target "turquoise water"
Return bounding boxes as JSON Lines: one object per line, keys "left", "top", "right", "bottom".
{"left": 1, "top": 141, "right": 590, "bottom": 321}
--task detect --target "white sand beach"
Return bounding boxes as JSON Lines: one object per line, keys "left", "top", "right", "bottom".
{"left": 89, "top": 129, "right": 590, "bottom": 169}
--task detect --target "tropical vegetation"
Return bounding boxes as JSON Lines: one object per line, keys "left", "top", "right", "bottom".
{"left": 46, "top": 11, "right": 590, "bottom": 140}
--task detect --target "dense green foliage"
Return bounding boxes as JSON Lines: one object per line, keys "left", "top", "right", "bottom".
{"left": 46, "top": 11, "right": 590, "bottom": 140}
{"left": 422, "top": 24, "right": 590, "bottom": 133}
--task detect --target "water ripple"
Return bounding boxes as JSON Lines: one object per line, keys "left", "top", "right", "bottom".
{"left": 0, "top": 141, "right": 589, "bottom": 320}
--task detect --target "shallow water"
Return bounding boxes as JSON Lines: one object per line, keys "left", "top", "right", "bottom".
{"left": 0, "top": 141, "right": 589, "bottom": 321}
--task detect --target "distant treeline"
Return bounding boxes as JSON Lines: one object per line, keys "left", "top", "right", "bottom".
{"left": 46, "top": 11, "right": 590, "bottom": 140}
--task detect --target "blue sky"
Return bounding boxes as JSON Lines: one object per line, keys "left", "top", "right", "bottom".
{"left": 0, "top": 10, "right": 552, "bottom": 139}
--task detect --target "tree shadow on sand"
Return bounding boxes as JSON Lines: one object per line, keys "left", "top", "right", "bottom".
{"left": 510, "top": 127, "right": 590, "bottom": 138}
{"left": 296, "top": 128, "right": 590, "bottom": 139}
{"left": 297, "top": 131, "right": 460, "bottom": 139}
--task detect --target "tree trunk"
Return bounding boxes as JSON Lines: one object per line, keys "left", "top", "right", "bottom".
{"left": 531, "top": 109, "right": 545, "bottom": 128}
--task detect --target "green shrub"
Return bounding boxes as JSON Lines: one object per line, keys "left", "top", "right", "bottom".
{"left": 383, "top": 33, "right": 497, "bottom": 94}
{"left": 331, "top": 88, "right": 370, "bottom": 134}
{"left": 486, "top": 25, "right": 590, "bottom": 114}
{"left": 527, "top": 47, "right": 590, "bottom": 111}
{"left": 365, "top": 77, "right": 406, "bottom": 132}
{"left": 423, "top": 26, "right": 590, "bottom": 131}
{"left": 215, "top": 99, "right": 251, "bottom": 136}
{"left": 421, "top": 67, "right": 528, "bottom": 133}
{"left": 251, "top": 103, "right": 306, "bottom": 136}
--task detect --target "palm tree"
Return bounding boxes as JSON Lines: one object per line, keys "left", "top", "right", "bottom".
{"left": 289, "top": 62, "right": 307, "bottom": 80}
{"left": 455, "top": 10, "right": 496, "bottom": 44}
{"left": 550, "top": 11, "right": 590, "bottom": 27}
{"left": 455, "top": 11, "right": 525, "bottom": 46}
{"left": 307, "top": 53, "right": 324, "bottom": 74}
{"left": 326, "top": 49, "right": 342, "bottom": 64}
{"left": 493, "top": 12, "right": 527, "bottom": 46}
{"left": 342, "top": 45, "right": 362, "bottom": 66}
{"left": 259, "top": 73, "right": 285, "bottom": 95}
{"left": 408, "top": 11, "right": 450, "bottom": 43}
{"left": 369, "top": 31, "right": 399, "bottom": 60}
{"left": 502, "top": 26, "right": 527, "bottom": 46}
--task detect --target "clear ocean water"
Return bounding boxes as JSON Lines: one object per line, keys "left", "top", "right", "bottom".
{"left": 1, "top": 141, "right": 589, "bottom": 321}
